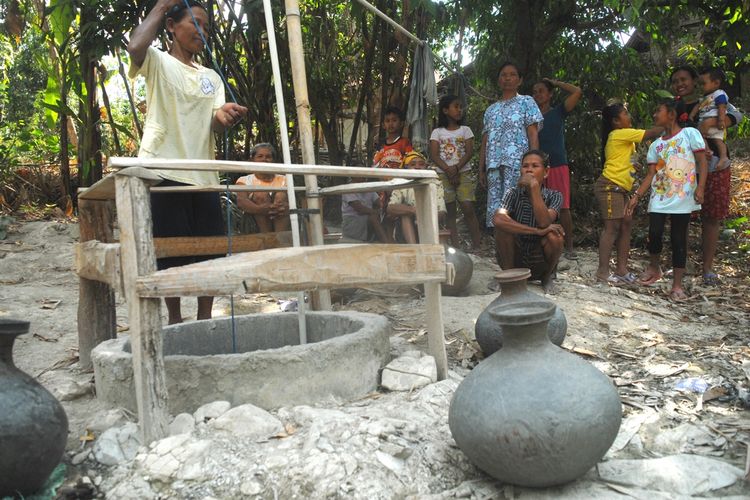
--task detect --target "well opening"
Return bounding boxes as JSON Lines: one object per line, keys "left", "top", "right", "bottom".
{"left": 93, "top": 311, "right": 391, "bottom": 414}
{"left": 124, "top": 313, "right": 366, "bottom": 356}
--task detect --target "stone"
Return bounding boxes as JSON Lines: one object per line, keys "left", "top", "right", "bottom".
{"left": 240, "top": 480, "right": 263, "bottom": 496}
{"left": 71, "top": 450, "right": 90, "bottom": 465}
{"left": 85, "top": 408, "right": 130, "bottom": 433}
{"left": 381, "top": 355, "right": 437, "bottom": 391}
{"left": 55, "top": 379, "right": 93, "bottom": 401}
{"left": 209, "top": 404, "right": 284, "bottom": 439}
{"left": 93, "top": 423, "right": 140, "bottom": 466}
{"left": 138, "top": 435, "right": 212, "bottom": 482}
{"left": 193, "top": 401, "right": 231, "bottom": 423}
{"left": 169, "top": 413, "right": 196, "bottom": 436}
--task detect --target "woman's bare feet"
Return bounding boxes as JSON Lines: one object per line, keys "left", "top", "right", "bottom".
{"left": 638, "top": 266, "right": 663, "bottom": 285}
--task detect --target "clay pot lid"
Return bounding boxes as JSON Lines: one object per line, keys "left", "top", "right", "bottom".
{"left": 0, "top": 318, "right": 30, "bottom": 335}
{"left": 488, "top": 301, "right": 556, "bottom": 325}
{"left": 493, "top": 268, "right": 531, "bottom": 283}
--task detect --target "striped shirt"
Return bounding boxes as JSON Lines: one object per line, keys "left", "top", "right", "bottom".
{"left": 500, "top": 185, "right": 562, "bottom": 242}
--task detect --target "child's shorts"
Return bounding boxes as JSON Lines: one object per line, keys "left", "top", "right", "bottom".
{"left": 439, "top": 170, "right": 476, "bottom": 203}
{"left": 544, "top": 165, "right": 570, "bottom": 209}
{"left": 594, "top": 176, "right": 628, "bottom": 220}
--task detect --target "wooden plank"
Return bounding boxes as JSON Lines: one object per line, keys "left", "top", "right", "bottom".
{"left": 414, "top": 183, "right": 448, "bottom": 381}
{"left": 318, "top": 178, "right": 424, "bottom": 196}
{"left": 77, "top": 199, "right": 117, "bottom": 370}
{"left": 77, "top": 173, "right": 116, "bottom": 200}
{"left": 108, "top": 157, "right": 439, "bottom": 180}
{"left": 115, "top": 174, "right": 169, "bottom": 443}
{"left": 75, "top": 241, "right": 122, "bottom": 293}
{"left": 78, "top": 167, "right": 162, "bottom": 200}
{"left": 136, "top": 244, "right": 447, "bottom": 298}
{"left": 151, "top": 185, "right": 307, "bottom": 193}
{"left": 153, "top": 231, "right": 293, "bottom": 258}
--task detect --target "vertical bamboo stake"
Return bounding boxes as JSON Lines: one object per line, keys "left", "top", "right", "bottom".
{"left": 414, "top": 181, "right": 448, "bottom": 380}
{"left": 115, "top": 173, "right": 169, "bottom": 443}
{"left": 77, "top": 199, "right": 116, "bottom": 370}
{"left": 284, "top": 0, "right": 331, "bottom": 311}
{"left": 262, "top": 0, "right": 307, "bottom": 344}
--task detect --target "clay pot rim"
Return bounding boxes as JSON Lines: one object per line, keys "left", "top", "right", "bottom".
{"left": 493, "top": 268, "right": 531, "bottom": 283}
{"left": 0, "top": 318, "right": 30, "bottom": 336}
{"left": 487, "top": 301, "right": 555, "bottom": 325}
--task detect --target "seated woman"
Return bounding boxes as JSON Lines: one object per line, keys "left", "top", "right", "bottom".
{"left": 236, "top": 143, "right": 290, "bottom": 233}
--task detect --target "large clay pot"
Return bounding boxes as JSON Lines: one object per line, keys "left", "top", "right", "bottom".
{"left": 475, "top": 268, "right": 566, "bottom": 355}
{"left": 0, "top": 318, "right": 68, "bottom": 497}
{"left": 442, "top": 246, "right": 473, "bottom": 296}
{"left": 450, "top": 301, "right": 622, "bottom": 487}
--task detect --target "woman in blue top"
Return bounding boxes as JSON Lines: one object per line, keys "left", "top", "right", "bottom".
{"left": 479, "top": 62, "right": 543, "bottom": 264}
{"left": 532, "top": 78, "right": 582, "bottom": 258}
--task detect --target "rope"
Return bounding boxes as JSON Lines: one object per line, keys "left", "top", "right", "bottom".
{"left": 183, "top": 0, "right": 238, "bottom": 103}
{"left": 183, "top": 0, "right": 238, "bottom": 352}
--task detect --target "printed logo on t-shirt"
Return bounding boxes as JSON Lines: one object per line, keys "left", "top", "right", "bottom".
{"left": 200, "top": 77, "right": 216, "bottom": 95}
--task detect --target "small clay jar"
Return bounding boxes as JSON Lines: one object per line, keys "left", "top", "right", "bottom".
{"left": 442, "top": 245, "right": 473, "bottom": 296}
{"left": 450, "top": 301, "right": 622, "bottom": 487}
{"left": 475, "top": 268, "right": 566, "bottom": 355}
{"left": 0, "top": 318, "right": 68, "bottom": 497}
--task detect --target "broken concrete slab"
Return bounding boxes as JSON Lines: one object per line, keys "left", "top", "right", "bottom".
{"left": 381, "top": 353, "right": 437, "bottom": 391}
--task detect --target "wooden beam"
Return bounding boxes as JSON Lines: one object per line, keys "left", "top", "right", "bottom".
{"left": 414, "top": 183, "right": 449, "bottom": 381}
{"left": 75, "top": 241, "right": 122, "bottom": 293}
{"left": 318, "top": 178, "right": 422, "bottom": 196}
{"left": 153, "top": 231, "right": 293, "bottom": 258}
{"left": 136, "top": 243, "right": 447, "bottom": 298}
{"left": 78, "top": 167, "right": 161, "bottom": 200}
{"left": 115, "top": 173, "right": 169, "bottom": 443}
{"left": 108, "top": 157, "right": 439, "bottom": 180}
{"left": 77, "top": 199, "right": 117, "bottom": 370}
{"left": 150, "top": 185, "right": 307, "bottom": 193}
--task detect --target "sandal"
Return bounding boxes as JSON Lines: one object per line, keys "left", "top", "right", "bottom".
{"left": 607, "top": 272, "right": 637, "bottom": 285}
{"left": 703, "top": 273, "right": 720, "bottom": 286}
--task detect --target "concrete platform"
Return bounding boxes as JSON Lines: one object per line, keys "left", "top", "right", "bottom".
{"left": 92, "top": 311, "right": 391, "bottom": 414}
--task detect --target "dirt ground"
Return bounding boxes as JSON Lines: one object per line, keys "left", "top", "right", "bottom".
{"left": 1, "top": 212, "right": 749, "bottom": 497}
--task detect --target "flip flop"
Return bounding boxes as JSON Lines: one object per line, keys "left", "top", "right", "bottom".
{"left": 703, "top": 273, "right": 720, "bottom": 286}
{"left": 669, "top": 289, "right": 688, "bottom": 302}
{"left": 607, "top": 273, "right": 637, "bottom": 285}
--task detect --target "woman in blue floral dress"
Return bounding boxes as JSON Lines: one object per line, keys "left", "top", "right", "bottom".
{"left": 479, "top": 62, "right": 543, "bottom": 263}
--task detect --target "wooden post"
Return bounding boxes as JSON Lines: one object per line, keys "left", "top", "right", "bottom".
{"left": 114, "top": 173, "right": 169, "bottom": 443}
{"left": 284, "top": 0, "right": 331, "bottom": 310}
{"left": 77, "top": 199, "right": 116, "bottom": 370}
{"left": 414, "top": 182, "right": 448, "bottom": 380}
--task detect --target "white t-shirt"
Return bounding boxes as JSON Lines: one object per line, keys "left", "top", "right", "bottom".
{"left": 130, "top": 46, "right": 224, "bottom": 186}
{"left": 429, "top": 126, "right": 474, "bottom": 173}
{"left": 646, "top": 127, "right": 705, "bottom": 214}
{"left": 341, "top": 192, "right": 379, "bottom": 218}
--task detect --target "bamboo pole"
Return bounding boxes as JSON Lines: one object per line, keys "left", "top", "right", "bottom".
{"left": 262, "top": 0, "right": 307, "bottom": 344}
{"left": 284, "top": 0, "right": 331, "bottom": 311}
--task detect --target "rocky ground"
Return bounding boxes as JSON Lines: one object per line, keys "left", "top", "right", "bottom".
{"left": 1, "top": 218, "right": 749, "bottom": 499}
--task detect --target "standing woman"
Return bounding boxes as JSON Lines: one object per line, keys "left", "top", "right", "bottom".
{"left": 670, "top": 66, "right": 743, "bottom": 285}
{"left": 532, "top": 78, "right": 582, "bottom": 258}
{"left": 479, "top": 62, "right": 543, "bottom": 265}
{"left": 128, "top": 0, "right": 248, "bottom": 324}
